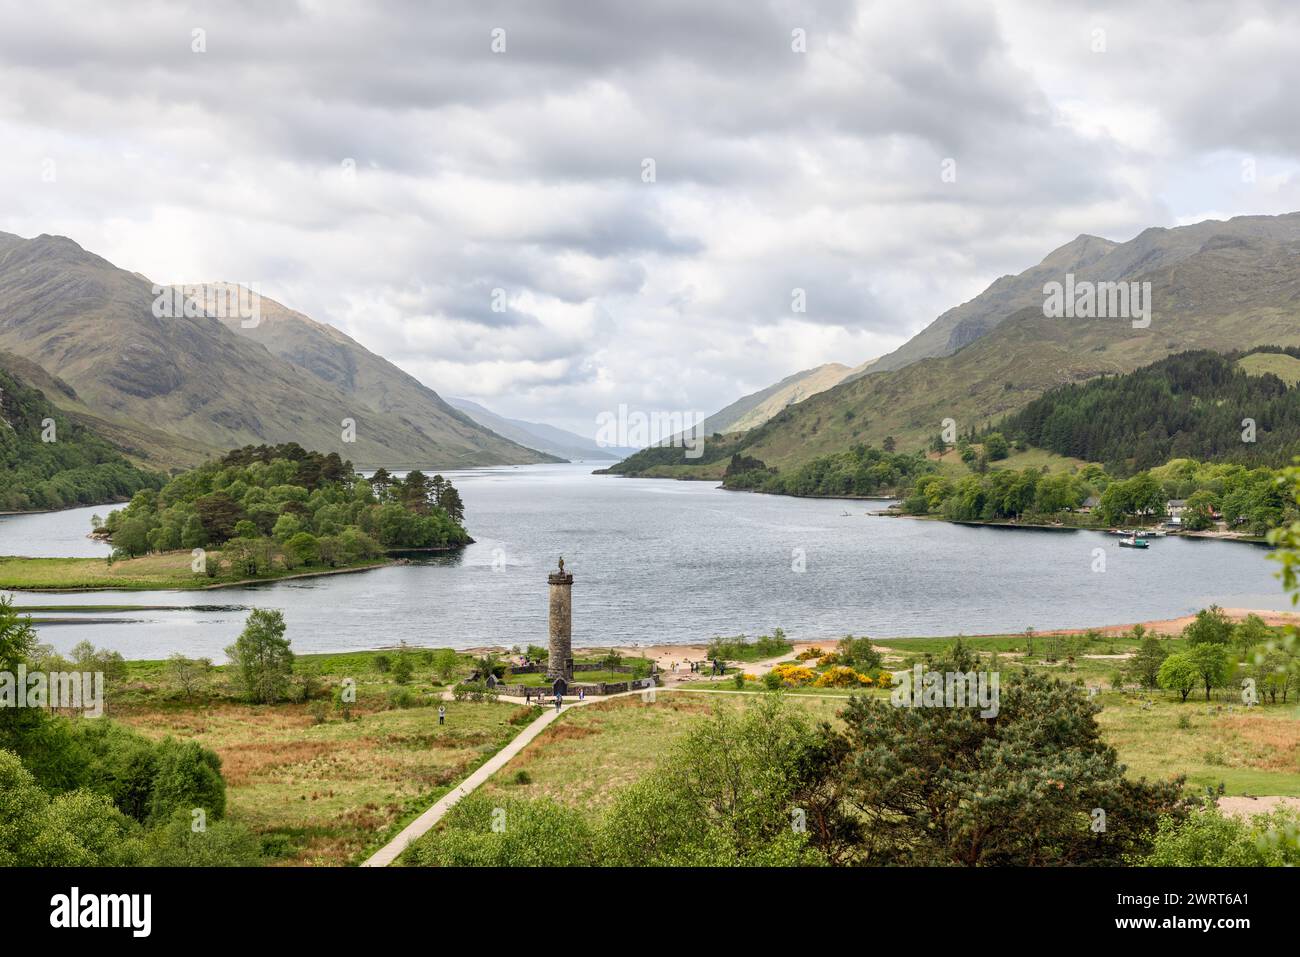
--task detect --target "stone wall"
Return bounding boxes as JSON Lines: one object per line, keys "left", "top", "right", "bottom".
{"left": 496, "top": 676, "right": 658, "bottom": 698}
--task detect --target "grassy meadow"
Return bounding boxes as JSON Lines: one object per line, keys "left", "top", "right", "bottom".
{"left": 41, "top": 623, "right": 1296, "bottom": 866}
{"left": 109, "top": 650, "right": 530, "bottom": 866}
{"left": 0, "top": 551, "right": 391, "bottom": 591}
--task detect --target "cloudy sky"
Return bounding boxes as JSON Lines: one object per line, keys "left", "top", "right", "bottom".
{"left": 2, "top": 0, "right": 1299, "bottom": 437}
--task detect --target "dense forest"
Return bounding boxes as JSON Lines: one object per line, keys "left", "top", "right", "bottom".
{"left": 723, "top": 444, "right": 935, "bottom": 497}
{"left": 102, "top": 443, "right": 470, "bottom": 570}
{"left": 0, "top": 364, "right": 163, "bottom": 511}
{"left": 993, "top": 349, "right": 1300, "bottom": 472}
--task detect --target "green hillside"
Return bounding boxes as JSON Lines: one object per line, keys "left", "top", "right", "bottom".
{"left": 0, "top": 235, "right": 555, "bottom": 471}
{"left": 611, "top": 225, "right": 1300, "bottom": 483}
{"left": 0, "top": 360, "right": 164, "bottom": 511}
{"left": 991, "top": 348, "right": 1300, "bottom": 472}
{"left": 1240, "top": 351, "right": 1300, "bottom": 386}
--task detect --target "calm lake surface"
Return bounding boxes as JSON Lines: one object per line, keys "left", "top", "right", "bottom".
{"left": 0, "top": 463, "right": 1289, "bottom": 660}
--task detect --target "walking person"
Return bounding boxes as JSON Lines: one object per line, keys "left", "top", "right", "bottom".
{"left": 554, "top": 692, "right": 562, "bottom": 712}
{"left": 438, "top": 704, "right": 446, "bottom": 726}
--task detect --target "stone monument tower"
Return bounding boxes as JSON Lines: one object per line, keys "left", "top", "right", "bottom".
{"left": 547, "top": 556, "right": 574, "bottom": 681}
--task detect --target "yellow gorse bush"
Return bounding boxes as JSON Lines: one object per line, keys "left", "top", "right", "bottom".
{"left": 770, "top": 663, "right": 817, "bottom": 687}
{"left": 812, "top": 665, "right": 873, "bottom": 688}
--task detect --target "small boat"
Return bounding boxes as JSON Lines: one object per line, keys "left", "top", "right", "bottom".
{"left": 1118, "top": 536, "right": 1149, "bottom": 549}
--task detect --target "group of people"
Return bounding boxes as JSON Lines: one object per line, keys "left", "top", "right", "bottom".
{"left": 669, "top": 659, "right": 723, "bottom": 676}
{"left": 521, "top": 686, "right": 584, "bottom": 710}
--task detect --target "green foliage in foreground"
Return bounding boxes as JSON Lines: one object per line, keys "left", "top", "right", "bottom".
{"left": 1139, "top": 807, "right": 1300, "bottom": 866}
{"left": 0, "top": 596, "right": 257, "bottom": 866}
{"left": 0, "top": 752, "right": 260, "bottom": 867}
{"left": 0, "top": 363, "right": 163, "bottom": 512}
{"left": 405, "top": 693, "right": 831, "bottom": 867}
{"left": 408, "top": 668, "right": 1194, "bottom": 867}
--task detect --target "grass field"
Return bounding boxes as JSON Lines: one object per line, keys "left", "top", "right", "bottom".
{"left": 1095, "top": 692, "right": 1300, "bottom": 795}
{"left": 67, "top": 622, "right": 1300, "bottom": 865}
{"left": 1239, "top": 352, "right": 1300, "bottom": 387}
{"left": 0, "top": 551, "right": 390, "bottom": 591}
{"left": 479, "top": 635, "right": 1300, "bottom": 822}
{"left": 476, "top": 692, "right": 847, "bottom": 820}
{"left": 113, "top": 691, "right": 525, "bottom": 866}
{"left": 931, "top": 445, "right": 1090, "bottom": 478}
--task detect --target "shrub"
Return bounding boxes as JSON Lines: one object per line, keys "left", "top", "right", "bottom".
{"left": 812, "top": 666, "right": 872, "bottom": 688}
{"left": 597, "top": 695, "right": 834, "bottom": 866}
{"left": 387, "top": 687, "right": 416, "bottom": 709}
{"left": 164, "top": 654, "right": 213, "bottom": 700}
{"left": 707, "top": 629, "right": 794, "bottom": 662}
{"left": 392, "top": 650, "right": 414, "bottom": 685}
{"left": 0, "top": 751, "right": 144, "bottom": 866}
{"left": 143, "top": 808, "right": 262, "bottom": 867}
{"left": 453, "top": 681, "right": 498, "bottom": 703}
{"left": 1140, "top": 808, "right": 1300, "bottom": 866}
{"left": 403, "top": 795, "right": 594, "bottom": 867}
{"left": 148, "top": 739, "right": 227, "bottom": 824}
{"left": 769, "top": 664, "right": 816, "bottom": 688}
{"left": 431, "top": 648, "right": 460, "bottom": 683}
{"left": 68, "top": 640, "right": 128, "bottom": 683}
{"left": 836, "top": 635, "right": 882, "bottom": 670}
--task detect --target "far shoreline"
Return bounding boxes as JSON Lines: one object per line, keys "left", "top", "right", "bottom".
{"left": 54, "top": 606, "right": 1297, "bottom": 664}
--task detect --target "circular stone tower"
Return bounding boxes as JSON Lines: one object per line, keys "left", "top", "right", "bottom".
{"left": 547, "top": 557, "right": 574, "bottom": 681}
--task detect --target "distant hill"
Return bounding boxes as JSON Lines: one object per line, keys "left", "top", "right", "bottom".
{"left": 697, "top": 362, "right": 855, "bottom": 436}
{"left": 1239, "top": 351, "right": 1300, "bottom": 387}
{"left": 0, "top": 355, "right": 163, "bottom": 511}
{"left": 444, "top": 397, "right": 633, "bottom": 461}
{"left": 859, "top": 212, "right": 1300, "bottom": 376}
{"left": 193, "top": 284, "right": 561, "bottom": 467}
{"left": 0, "top": 233, "right": 555, "bottom": 471}
{"left": 610, "top": 212, "right": 1300, "bottom": 480}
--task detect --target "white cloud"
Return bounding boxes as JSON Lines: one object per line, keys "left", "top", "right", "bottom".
{"left": 1, "top": 0, "right": 1297, "bottom": 437}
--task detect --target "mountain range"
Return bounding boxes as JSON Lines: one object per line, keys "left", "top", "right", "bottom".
{"left": 444, "top": 397, "right": 635, "bottom": 461}
{"left": 612, "top": 211, "right": 1300, "bottom": 478}
{"left": 0, "top": 234, "right": 560, "bottom": 471}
